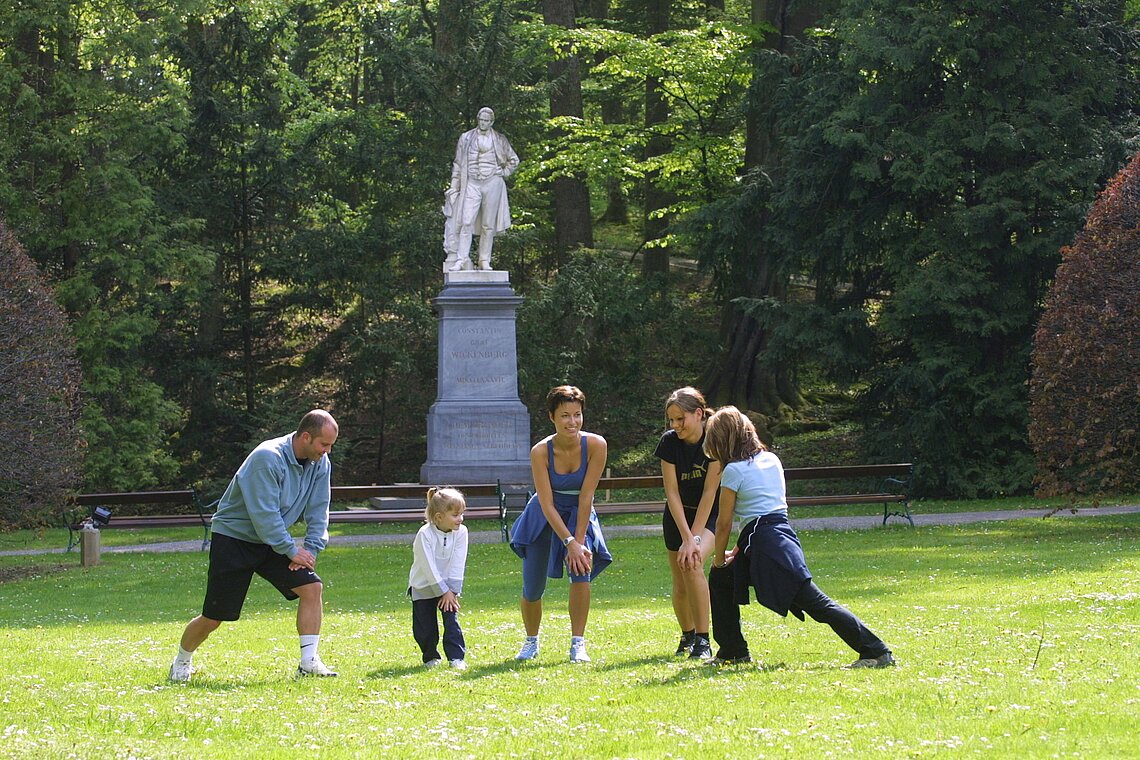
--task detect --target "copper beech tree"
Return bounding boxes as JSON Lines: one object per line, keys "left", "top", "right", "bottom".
{"left": 0, "top": 221, "right": 84, "bottom": 527}
{"left": 1029, "top": 154, "right": 1140, "bottom": 497}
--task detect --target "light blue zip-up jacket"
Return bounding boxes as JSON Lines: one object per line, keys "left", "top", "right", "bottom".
{"left": 210, "top": 433, "right": 331, "bottom": 558}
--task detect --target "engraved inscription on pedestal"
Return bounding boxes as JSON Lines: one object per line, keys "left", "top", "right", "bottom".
{"left": 442, "top": 323, "right": 517, "bottom": 399}
{"left": 420, "top": 274, "right": 532, "bottom": 485}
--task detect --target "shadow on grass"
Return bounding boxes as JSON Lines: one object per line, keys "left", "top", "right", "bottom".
{"left": 625, "top": 659, "right": 798, "bottom": 687}
{"left": 366, "top": 664, "right": 428, "bottom": 679}
{"left": 366, "top": 658, "right": 576, "bottom": 679}
{"left": 164, "top": 676, "right": 274, "bottom": 691}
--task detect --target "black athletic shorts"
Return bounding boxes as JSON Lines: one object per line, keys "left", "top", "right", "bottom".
{"left": 662, "top": 504, "right": 719, "bottom": 552}
{"left": 201, "top": 532, "right": 322, "bottom": 622}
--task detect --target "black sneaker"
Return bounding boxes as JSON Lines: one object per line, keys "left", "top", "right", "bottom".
{"left": 674, "top": 633, "right": 695, "bottom": 657}
{"left": 688, "top": 636, "right": 712, "bottom": 661}
{"left": 706, "top": 653, "right": 752, "bottom": 666}
{"left": 846, "top": 652, "right": 896, "bottom": 669}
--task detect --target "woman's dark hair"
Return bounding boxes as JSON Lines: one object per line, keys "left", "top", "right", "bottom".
{"left": 664, "top": 386, "right": 714, "bottom": 428}
{"left": 546, "top": 385, "right": 585, "bottom": 415}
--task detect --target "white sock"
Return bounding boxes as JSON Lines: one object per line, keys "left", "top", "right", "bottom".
{"left": 300, "top": 634, "right": 320, "bottom": 662}
{"left": 571, "top": 636, "right": 585, "bottom": 645}
{"left": 175, "top": 646, "right": 194, "bottom": 664}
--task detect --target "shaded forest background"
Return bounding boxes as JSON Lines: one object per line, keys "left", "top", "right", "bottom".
{"left": 2, "top": 0, "right": 1137, "bottom": 514}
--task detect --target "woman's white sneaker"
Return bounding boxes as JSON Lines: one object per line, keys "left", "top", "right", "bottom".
{"left": 516, "top": 637, "right": 539, "bottom": 661}
{"left": 569, "top": 637, "right": 591, "bottom": 663}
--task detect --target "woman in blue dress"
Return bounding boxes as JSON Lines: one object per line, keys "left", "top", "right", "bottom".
{"left": 510, "top": 386, "right": 611, "bottom": 663}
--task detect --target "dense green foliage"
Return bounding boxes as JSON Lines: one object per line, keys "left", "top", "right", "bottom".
{"left": 0, "top": 221, "right": 83, "bottom": 527}
{"left": 693, "top": 0, "right": 1138, "bottom": 496}
{"left": 0, "top": 0, "right": 1135, "bottom": 505}
{"left": 1030, "top": 152, "right": 1140, "bottom": 497}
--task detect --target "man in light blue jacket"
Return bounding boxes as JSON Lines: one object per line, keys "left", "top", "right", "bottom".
{"left": 170, "top": 410, "right": 339, "bottom": 682}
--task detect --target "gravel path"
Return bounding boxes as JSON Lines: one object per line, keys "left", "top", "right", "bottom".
{"left": 4, "top": 503, "right": 1138, "bottom": 557}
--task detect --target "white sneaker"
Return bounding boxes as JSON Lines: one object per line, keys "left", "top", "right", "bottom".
{"left": 569, "top": 638, "right": 591, "bottom": 663}
{"left": 449, "top": 659, "right": 467, "bottom": 670}
{"left": 424, "top": 658, "right": 442, "bottom": 668}
{"left": 516, "top": 637, "right": 539, "bottom": 661}
{"left": 298, "top": 657, "right": 338, "bottom": 677}
{"left": 169, "top": 660, "right": 193, "bottom": 683}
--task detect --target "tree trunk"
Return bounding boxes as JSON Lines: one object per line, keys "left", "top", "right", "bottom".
{"left": 431, "top": 0, "right": 464, "bottom": 111}
{"left": 703, "top": 0, "right": 828, "bottom": 415}
{"left": 433, "top": 0, "right": 461, "bottom": 57}
{"left": 543, "top": 0, "right": 593, "bottom": 261}
{"left": 642, "top": 0, "right": 673, "bottom": 275}
{"left": 582, "top": 0, "right": 628, "bottom": 225}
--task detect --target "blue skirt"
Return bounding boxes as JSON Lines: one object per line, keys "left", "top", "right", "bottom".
{"left": 509, "top": 494, "right": 613, "bottom": 580}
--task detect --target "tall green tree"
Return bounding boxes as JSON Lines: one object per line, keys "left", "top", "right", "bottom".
{"left": 0, "top": 0, "right": 201, "bottom": 490}
{"left": 641, "top": 0, "right": 674, "bottom": 274}
{"left": 691, "top": 1, "right": 828, "bottom": 416}
{"left": 762, "top": 0, "right": 1138, "bottom": 495}
{"left": 161, "top": 8, "right": 310, "bottom": 464}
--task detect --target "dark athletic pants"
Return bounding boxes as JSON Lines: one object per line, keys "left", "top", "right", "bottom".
{"left": 708, "top": 563, "right": 890, "bottom": 661}
{"left": 412, "top": 597, "right": 466, "bottom": 663}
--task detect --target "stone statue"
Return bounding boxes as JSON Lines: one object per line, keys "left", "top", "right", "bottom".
{"left": 444, "top": 107, "right": 519, "bottom": 272}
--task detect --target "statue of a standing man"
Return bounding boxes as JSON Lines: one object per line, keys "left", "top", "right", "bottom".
{"left": 444, "top": 107, "right": 519, "bottom": 272}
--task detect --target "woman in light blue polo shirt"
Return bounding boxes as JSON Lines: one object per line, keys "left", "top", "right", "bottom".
{"left": 704, "top": 406, "right": 895, "bottom": 669}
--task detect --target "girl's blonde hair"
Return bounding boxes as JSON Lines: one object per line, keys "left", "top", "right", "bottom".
{"left": 664, "top": 386, "right": 714, "bottom": 429}
{"left": 424, "top": 486, "right": 466, "bottom": 523}
{"left": 703, "top": 406, "right": 767, "bottom": 464}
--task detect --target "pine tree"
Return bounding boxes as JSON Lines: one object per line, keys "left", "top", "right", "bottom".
{"left": 762, "top": 0, "right": 1137, "bottom": 495}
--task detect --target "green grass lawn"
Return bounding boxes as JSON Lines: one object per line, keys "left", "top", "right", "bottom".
{"left": 2, "top": 513, "right": 1139, "bottom": 758}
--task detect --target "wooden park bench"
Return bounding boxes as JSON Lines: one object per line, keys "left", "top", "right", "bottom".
{"left": 63, "top": 463, "right": 911, "bottom": 552}
{"left": 63, "top": 483, "right": 504, "bottom": 552}
{"left": 66, "top": 489, "right": 218, "bottom": 552}
{"left": 497, "top": 463, "right": 914, "bottom": 539}
{"left": 784, "top": 463, "right": 914, "bottom": 526}
{"left": 326, "top": 483, "right": 503, "bottom": 530}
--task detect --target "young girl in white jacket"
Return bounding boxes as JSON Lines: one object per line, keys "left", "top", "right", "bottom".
{"left": 408, "top": 487, "right": 469, "bottom": 669}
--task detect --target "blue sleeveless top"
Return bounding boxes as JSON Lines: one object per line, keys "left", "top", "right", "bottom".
{"left": 509, "top": 434, "right": 612, "bottom": 580}
{"left": 547, "top": 438, "right": 588, "bottom": 510}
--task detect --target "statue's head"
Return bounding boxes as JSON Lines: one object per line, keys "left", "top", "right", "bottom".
{"left": 477, "top": 107, "right": 495, "bottom": 130}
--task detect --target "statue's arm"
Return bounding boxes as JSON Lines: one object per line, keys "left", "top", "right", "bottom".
{"left": 450, "top": 133, "right": 467, "bottom": 189}
{"left": 499, "top": 134, "right": 520, "bottom": 178}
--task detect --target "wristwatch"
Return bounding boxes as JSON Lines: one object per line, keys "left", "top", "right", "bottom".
{"left": 563, "top": 535, "right": 576, "bottom": 547}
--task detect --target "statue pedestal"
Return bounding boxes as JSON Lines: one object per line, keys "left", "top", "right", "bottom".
{"left": 420, "top": 271, "right": 532, "bottom": 485}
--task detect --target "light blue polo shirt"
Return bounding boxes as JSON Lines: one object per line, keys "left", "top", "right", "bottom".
{"left": 210, "top": 433, "right": 331, "bottom": 558}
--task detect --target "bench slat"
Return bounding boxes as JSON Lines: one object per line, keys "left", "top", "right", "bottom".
{"left": 330, "top": 484, "right": 500, "bottom": 500}
{"left": 788, "top": 493, "right": 907, "bottom": 506}
{"left": 784, "top": 464, "right": 912, "bottom": 481}
{"left": 73, "top": 490, "right": 198, "bottom": 506}
{"left": 328, "top": 506, "right": 502, "bottom": 524}
{"left": 104, "top": 515, "right": 210, "bottom": 528}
